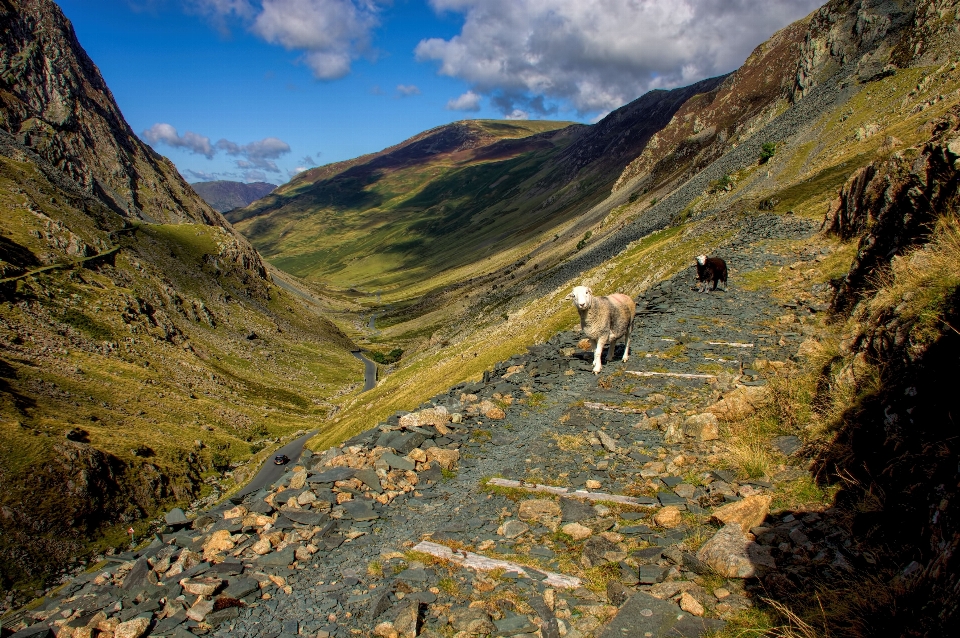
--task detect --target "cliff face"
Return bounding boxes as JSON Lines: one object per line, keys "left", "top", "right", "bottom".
{"left": 0, "top": 0, "right": 222, "bottom": 226}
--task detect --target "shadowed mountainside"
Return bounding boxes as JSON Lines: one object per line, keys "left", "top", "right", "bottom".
{"left": 0, "top": 0, "right": 363, "bottom": 597}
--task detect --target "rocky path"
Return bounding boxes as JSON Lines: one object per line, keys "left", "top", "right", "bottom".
{"left": 12, "top": 214, "right": 846, "bottom": 638}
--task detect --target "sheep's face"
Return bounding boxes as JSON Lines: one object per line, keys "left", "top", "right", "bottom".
{"left": 696, "top": 254, "right": 707, "bottom": 266}
{"left": 569, "top": 286, "right": 593, "bottom": 310}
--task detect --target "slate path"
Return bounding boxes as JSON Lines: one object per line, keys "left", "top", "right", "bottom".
{"left": 12, "top": 214, "right": 849, "bottom": 638}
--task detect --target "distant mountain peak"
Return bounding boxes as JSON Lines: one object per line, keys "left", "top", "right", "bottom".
{"left": 190, "top": 180, "right": 277, "bottom": 212}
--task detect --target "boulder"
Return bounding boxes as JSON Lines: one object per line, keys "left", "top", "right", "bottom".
{"left": 711, "top": 495, "right": 772, "bottom": 533}
{"left": 682, "top": 413, "right": 720, "bottom": 441}
{"left": 425, "top": 448, "right": 459, "bottom": 471}
{"left": 450, "top": 607, "right": 495, "bottom": 635}
{"left": 499, "top": 520, "right": 530, "bottom": 538}
{"left": 696, "top": 524, "right": 776, "bottom": 578}
{"left": 203, "top": 530, "right": 235, "bottom": 556}
{"left": 679, "top": 592, "right": 704, "bottom": 617}
{"left": 114, "top": 618, "right": 150, "bottom": 638}
{"left": 653, "top": 506, "right": 682, "bottom": 529}
{"left": 707, "top": 386, "right": 770, "bottom": 421}
{"left": 182, "top": 577, "right": 223, "bottom": 596}
{"left": 186, "top": 597, "right": 215, "bottom": 622}
{"left": 288, "top": 469, "right": 308, "bottom": 490}
{"left": 518, "top": 499, "right": 561, "bottom": 523}
{"left": 562, "top": 522, "right": 592, "bottom": 540}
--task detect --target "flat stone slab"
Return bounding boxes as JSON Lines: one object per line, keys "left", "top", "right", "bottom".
{"left": 308, "top": 468, "right": 356, "bottom": 483}
{"left": 341, "top": 499, "right": 379, "bottom": 521}
{"left": 597, "top": 591, "right": 724, "bottom": 638}
{"left": 486, "top": 478, "right": 657, "bottom": 507}
{"left": 257, "top": 545, "right": 296, "bottom": 567}
{"left": 412, "top": 541, "right": 581, "bottom": 589}
{"left": 164, "top": 507, "right": 189, "bottom": 526}
{"left": 283, "top": 510, "right": 328, "bottom": 526}
{"left": 380, "top": 452, "right": 415, "bottom": 471}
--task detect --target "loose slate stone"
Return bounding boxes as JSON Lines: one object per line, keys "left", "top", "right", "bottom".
{"left": 206, "top": 606, "right": 240, "bottom": 628}
{"left": 661, "top": 476, "right": 684, "bottom": 487}
{"left": 247, "top": 499, "right": 274, "bottom": 514}
{"left": 353, "top": 469, "right": 383, "bottom": 494}
{"left": 379, "top": 452, "right": 415, "bottom": 471}
{"left": 283, "top": 510, "right": 328, "bottom": 526}
{"left": 122, "top": 556, "right": 151, "bottom": 590}
{"left": 309, "top": 467, "right": 356, "bottom": 483}
{"left": 165, "top": 508, "right": 189, "bottom": 526}
{"left": 771, "top": 435, "right": 802, "bottom": 456}
{"left": 657, "top": 491, "right": 686, "bottom": 506}
{"left": 223, "top": 578, "right": 259, "bottom": 599}
{"left": 637, "top": 565, "right": 668, "bottom": 585}
{"left": 597, "top": 591, "right": 724, "bottom": 638}
{"left": 494, "top": 614, "right": 538, "bottom": 636}
{"left": 559, "top": 498, "right": 596, "bottom": 522}
{"left": 396, "top": 567, "right": 430, "bottom": 582}
{"left": 258, "top": 546, "right": 296, "bottom": 567}
{"left": 342, "top": 500, "right": 379, "bottom": 521}
{"left": 9, "top": 625, "right": 54, "bottom": 638}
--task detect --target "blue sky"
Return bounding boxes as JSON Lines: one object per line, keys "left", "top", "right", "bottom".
{"left": 57, "top": 0, "right": 822, "bottom": 185}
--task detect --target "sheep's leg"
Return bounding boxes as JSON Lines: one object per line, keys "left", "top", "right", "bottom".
{"left": 606, "top": 337, "right": 616, "bottom": 367}
{"left": 593, "top": 335, "right": 607, "bottom": 374}
{"left": 622, "top": 320, "right": 633, "bottom": 363}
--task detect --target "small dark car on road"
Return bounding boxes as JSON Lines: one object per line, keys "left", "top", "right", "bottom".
{"left": 273, "top": 454, "right": 290, "bottom": 465}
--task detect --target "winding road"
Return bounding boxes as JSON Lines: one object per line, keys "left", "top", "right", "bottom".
{"left": 352, "top": 350, "right": 378, "bottom": 391}
{"left": 234, "top": 429, "right": 318, "bottom": 500}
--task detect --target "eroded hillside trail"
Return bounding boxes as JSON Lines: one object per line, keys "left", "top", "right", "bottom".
{"left": 12, "top": 211, "right": 854, "bottom": 638}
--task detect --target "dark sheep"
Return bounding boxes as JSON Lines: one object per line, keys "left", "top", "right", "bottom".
{"left": 695, "top": 255, "right": 728, "bottom": 292}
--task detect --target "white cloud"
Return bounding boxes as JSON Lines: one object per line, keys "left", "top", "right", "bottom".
{"left": 505, "top": 109, "right": 528, "bottom": 120}
{"left": 142, "top": 123, "right": 215, "bottom": 158}
{"left": 396, "top": 84, "right": 421, "bottom": 97}
{"left": 216, "top": 136, "right": 292, "bottom": 172}
{"left": 194, "top": 0, "right": 382, "bottom": 79}
{"left": 144, "top": 124, "right": 292, "bottom": 173}
{"left": 417, "top": 0, "right": 823, "bottom": 115}
{"left": 446, "top": 90, "right": 481, "bottom": 111}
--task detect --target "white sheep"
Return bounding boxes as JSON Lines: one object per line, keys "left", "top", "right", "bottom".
{"left": 567, "top": 285, "right": 636, "bottom": 374}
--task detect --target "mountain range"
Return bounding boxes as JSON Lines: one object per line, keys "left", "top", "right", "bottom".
{"left": 189, "top": 181, "right": 276, "bottom": 213}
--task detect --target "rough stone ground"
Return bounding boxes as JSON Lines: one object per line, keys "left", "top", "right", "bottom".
{"left": 11, "top": 213, "right": 851, "bottom": 638}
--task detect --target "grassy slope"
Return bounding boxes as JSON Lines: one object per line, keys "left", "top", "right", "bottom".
{"left": 0, "top": 149, "right": 364, "bottom": 588}
{"left": 312, "top": 61, "right": 960, "bottom": 451}
{"left": 230, "top": 120, "right": 576, "bottom": 292}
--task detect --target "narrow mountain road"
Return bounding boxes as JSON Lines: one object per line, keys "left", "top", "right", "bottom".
{"left": 234, "top": 429, "right": 318, "bottom": 500}
{"left": 14, "top": 214, "right": 842, "bottom": 638}
{"left": 352, "top": 350, "right": 378, "bottom": 392}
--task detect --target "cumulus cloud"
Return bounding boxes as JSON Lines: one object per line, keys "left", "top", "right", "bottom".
{"left": 216, "top": 136, "right": 292, "bottom": 172}
{"left": 446, "top": 90, "right": 481, "bottom": 111}
{"left": 143, "top": 124, "right": 292, "bottom": 173}
{"left": 142, "top": 123, "right": 215, "bottom": 158}
{"left": 396, "top": 84, "right": 421, "bottom": 97}
{"left": 194, "top": 0, "right": 382, "bottom": 79}
{"left": 417, "top": 0, "right": 822, "bottom": 115}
